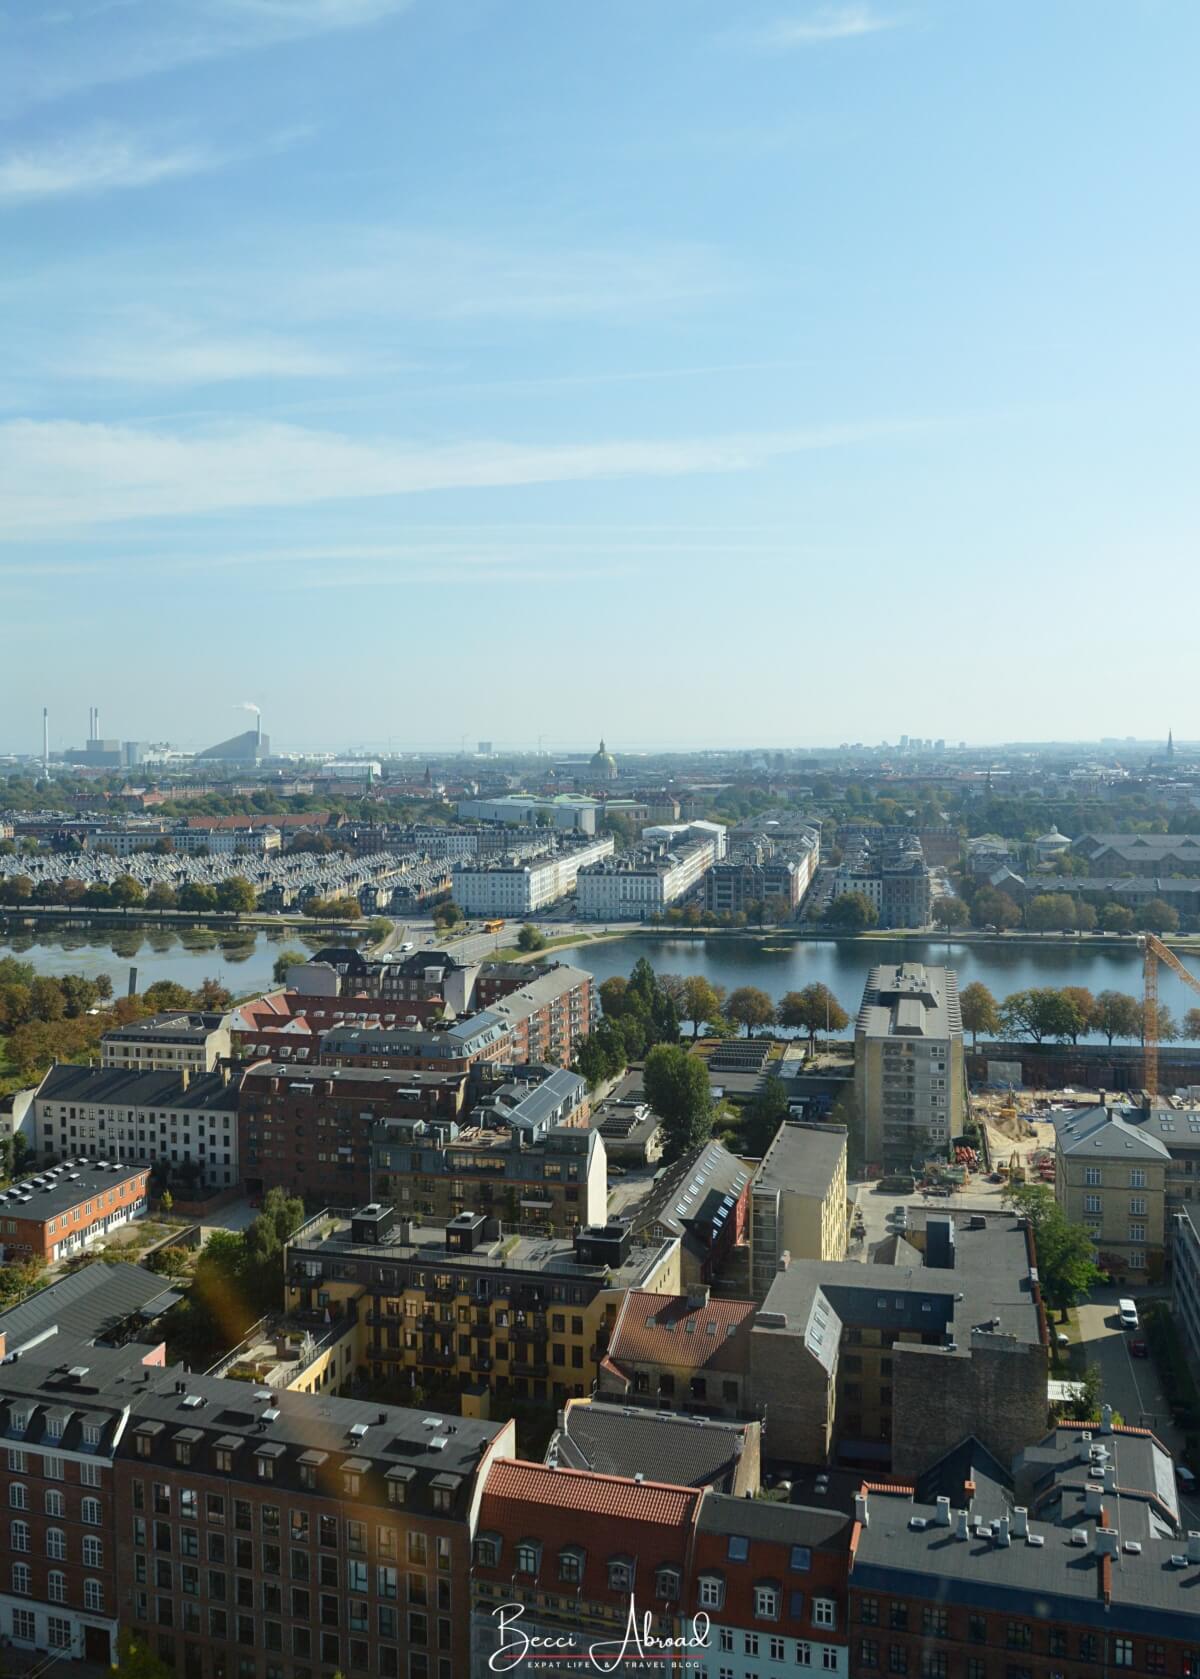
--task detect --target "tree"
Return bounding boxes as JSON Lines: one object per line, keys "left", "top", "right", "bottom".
{"left": 1142, "top": 1003, "right": 1179, "bottom": 1046}
{"left": 1001, "top": 1180, "right": 1100, "bottom": 1317}
{"left": 931, "top": 896, "right": 969, "bottom": 929}
{"left": 0, "top": 873, "right": 34, "bottom": 903}
{"left": 724, "top": 986, "right": 776, "bottom": 1038}
{"left": 29, "top": 976, "right": 66, "bottom": 1021}
{"left": 959, "top": 981, "right": 1000, "bottom": 1047}
{"left": 1183, "top": 1008, "right": 1200, "bottom": 1043}
{"left": 1101, "top": 903, "right": 1135, "bottom": 934}
{"left": 1074, "top": 900, "right": 1098, "bottom": 932}
{"left": 1025, "top": 893, "right": 1077, "bottom": 934}
{"left": 1093, "top": 990, "right": 1142, "bottom": 1045}
{"left": 215, "top": 875, "right": 257, "bottom": 914}
{"left": 109, "top": 873, "right": 146, "bottom": 907}
{"left": 273, "top": 948, "right": 308, "bottom": 984}
{"left": 741, "top": 1076, "right": 791, "bottom": 1156}
{"left": 777, "top": 983, "right": 849, "bottom": 1051}
{"left": 643, "top": 1043, "right": 713, "bottom": 1161}
{"left": 517, "top": 923, "right": 547, "bottom": 953}
{"left": 194, "top": 978, "right": 233, "bottom": 1011}
{"left": 970, "top": 887, "right": 1021, "bottom": 930}
{"left": 150, "top": 1245, "right": 190, "bottom": 1277}
{"left": 1060, "top": 987, "right": 1097, "bottom": 1044}
{"left": 823, "top": 891, "right": 879, "bottom": 931}
{"left": 598, "top": 976, "right": 628, "bottom": 1017}
{"left": 146, "top": 883, "right": 178, "bottom": 911}
{"left": 160, "top": 1188, "right": 174, "bottom": 1215}
{"left": 432, "top": 901, "right": 463, "bottom": 929}
{"left": 142, "top": 981, "right": 193, "bottom": 1012}
{"left": 682, "top": 976, "right": 724, "bottom": 1039}
{"left": 1139, "top": 898, "right": 1179, "bottom": 935}
{"left": 0, "top": 1257, "right": 47, "bottom": 1309}
{"left": 764, "top": 894, "right": 792, "bottom": 926}
{"left": 999, "top": 987, "right": 1084, "bottom": 1044}
{"left": 179, "top": 883, "right": 218, "bottom": 912}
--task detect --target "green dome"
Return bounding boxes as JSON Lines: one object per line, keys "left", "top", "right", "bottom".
{"left": 590, "top": 738, "right": 617, "bottom": 776}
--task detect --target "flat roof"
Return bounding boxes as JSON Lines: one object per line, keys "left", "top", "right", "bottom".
{"left": 37, "top": 1063, "right": 240, "bottom": 1114}
{"left": 856, "top": 961, "right": 961, "bottom": 1041}
{"left": 754, "top": 1121, "right": 846, "bottom": 1196}
{"left": 0, "top": 1161, "right": 149, "bottom": 1223}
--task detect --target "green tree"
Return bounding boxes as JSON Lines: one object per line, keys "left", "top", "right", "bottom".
{"left": 146, "top": 883, "right": 178, "bottom": 911}
{"left": 1060, "top": 987, "right": 1097, "bottom": 1044}
{"left": 823, "top": 891, "right": 879, "bottom": 931}
{"left": 959, "top": 981, "right": 1000, "bottom": 1047}
{"left": 150, "top": 1245, "right": 190, "bottom": 1277}
{"left": 1101, "top": 903, "right": 1135, "bottom": 934}
{"left": 741, "top": 1076, "right": 791, "bottom": 1156}
{"left": 160, "top": 1188, "right": 174, "bottom": 1215}
{"left": 142, "top": 981, "right": 193, "bottom": 1012}
{"left": 29, "top": 976, "right": 67, "bottom": 1021}
{"left": 1025, "top": 893, "right": 1077, "bottom": 934}
{"left": 193, "top": 978, "right": 233, "bottom": 1011}
{"left": 643, "top": 1043, "right": 713, "bottom": 1161}
{"left": 999, "top": 987, "right": 1085, "bottom": 1044}
{"left": 682, "top": 975, "right": 724, "bottom": 1038}
{"left": 1093, "top": 990, "right": 1142, "bottom": 1045}
{"left": 1001, "top": 1180, "right": 1100, "bottom": 1317}
{"left": 598, "top": 976, "right": 628, "bottom": 1017}
{"left": 931, "top": 896, "right": 969, "bottom": 929}
{"left": 777, "top": 983, "right": 849, "bottom": 1051}
{"left": 970, "top": 887, "right": 1021, "bottom": 930}
{"left": 1139, "top": 898, "right": 1179, "bottom": 935}
{"left": 724, "top": 986, "right": 776, "bottom": 1037}
{"left": 516, "top": 923, "right": 547, "bottom": 953}
{"left": 1074, "top": 900, "right": 1098, "bottom": 932}
{"left": 179, "top": 883, "right": 218, "bottom": 913}
{"left": 109, "top": 873, "right": 146, "bottom": 907}
{"left": 215, "top": 875, "right": 257, "bottom": 914}
{"left": 1142, "top": 1003, "right": 1179, "bottom": 1045}
{"left": 0, "top": 1257, "right": 47, "bottom": 1309}
{"left": 1182, "top": 1008, "right": 1200, "bottom": 1042}
{"left": 272, "top": 948, "right": 308, "bottom": 984}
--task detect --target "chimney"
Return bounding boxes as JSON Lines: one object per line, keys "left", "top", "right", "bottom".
{"left": 1103, "top": 1466, "right": 1117, "bottom": 1493}
{"left": 777, "top": 1250, "right": 791, "bottom": 1273}
{"left": 854, "top": 1491, "right": 869, "bottom": 1528}
{"left": 1100, "top": 1403, "right": 1113, "bottom": 1434}
{"left": 1084, "top": 1483, "right": 1104, "bottom": 1516}
{"left": 1095, "top": 1528, "right": 1119, "bottom": 1557}
{"left": 934, "top": 1496, "right": 951, "bottom": 1528}
{"left": 1078, "top": 1432, "right": 1093, "bottom": 1464}
{"left": 954, "top": 1508, "right": 969, "bottom": 1540}
{"left": 687, "top": 1285, "right": 711, "bottom": 1310}
{"left": 180, "top": 1069, "right": 191, "bottom": 1091}
{"left": 1012, "top": 1506, "right": 1028, "bottom": 1538}
{"left": 1187, "top": 1532, "right": 1200, "bottom": 1565}
{"left": 996, "top": 1516, "right": 1010, "bottom": 1548}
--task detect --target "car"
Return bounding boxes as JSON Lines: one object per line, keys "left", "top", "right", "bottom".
{"left": 1118, "top": 1298, "right": 1140, "bottom": 1331}
{"left": 1129, "top": 1338, "right": 1148, "bottom": 1359}
{"left": 1056, "top": 1331, "right": 1070, "bottom": 1348}
{"left": 1177, "top": 1465, "right": 1197, "bottom": 1493}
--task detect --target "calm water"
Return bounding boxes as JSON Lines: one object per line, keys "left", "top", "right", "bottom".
{"left": 569, "top": 935, "right": 1200, "bottom": 1042}
{"left": 0, "top": 923, "right": 338, "bottom": 998}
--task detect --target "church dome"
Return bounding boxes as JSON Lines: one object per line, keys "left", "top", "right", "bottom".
{"left": 590, "top": 738, "right": 618, "bottom": 779}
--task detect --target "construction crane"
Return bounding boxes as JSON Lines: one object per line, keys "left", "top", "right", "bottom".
{"left": 1141, "top": 934, "right": 1200, "bottom": 1097}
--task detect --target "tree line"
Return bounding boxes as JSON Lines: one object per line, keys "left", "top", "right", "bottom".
{"left": 959, "top": 980, "right": 1200, "bottom": 1047}
{"left": 0, "top": 872, "right": 258, "bottom": 913}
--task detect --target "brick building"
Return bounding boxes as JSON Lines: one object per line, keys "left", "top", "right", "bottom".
{"left": 599, "top": 1288, "right": 758, "bottom": 1417}
{"left": 101, "top": 1011, "right": 231, "bottom": 1073}
{"left": 629, "top": 1139, "right": 752, "bottom": 1286}
{"left": 0, "top": 1161, "right": 151, "bottom": 1263}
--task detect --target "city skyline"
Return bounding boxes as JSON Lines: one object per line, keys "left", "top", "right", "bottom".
{"left": 3, "top": 1, "right": 1198, "bottom": 747}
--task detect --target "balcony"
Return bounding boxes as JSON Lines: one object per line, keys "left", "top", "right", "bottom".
{"left": 510, "top": 1360, "right": 549, "bottom": 1378}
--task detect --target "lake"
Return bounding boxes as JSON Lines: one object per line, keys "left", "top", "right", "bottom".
{"left": 567, "top": 934, "right": 1200, "bottom": 1042}
{"left": 0, "top": 923, "right": 339, "bottom": 998}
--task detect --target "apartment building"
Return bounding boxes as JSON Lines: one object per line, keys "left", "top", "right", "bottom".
{"left": 295, "top": 947, "right": 468, "bottom": 1007}
{"left": 599, "top": 1287, "right": 758, "bottom": 1417}
{"left": 101, "top": 1012, "right": 230, "bottom": 1073}
{"left": 575, "top": 835, "right": 718, "bottom": 920}
{"left": 704, "top": 831, "right": 820, "bottom": 916}
{"left": 749, "top": 1121, "right": 848, "bottom": 1301}
{"left": 1171, "top": 1206, "right": 1200, "bottom": 1367}
{"left": 372, "top": 1071, "right": 605, "bottom": 1232}
{"left": 116, "top": 1377, "right": 512, "bottom": 1679}
{"left": 470, "top": 1458, "right": 703, "bottom": 1679}
{"left": 749, "top": 1211, "right": 1049, "bottom": 1477}
{"left": 482, "top": 964, "right": 597, "bottom": 1067}
{"left": 0, "top": 1161, "right": 151, "bottom": 1263}
{"left": 34, "top": 1063, "right": 240, "bottom": 1190}
{"left": 456, "top": 793, "right": 601, "bottom": 832}
{"left": 284, "top": 1208, "right": 680, "bottom": 1405}
{"left": 451, "top": 835, "right": 614, "bottom": 915}
{"left": 547, "top": 1399, "right": 762, "bottom": 1496}
{"left": 1053, "top": 1104, "right": 1170, "bottom": 1280}
{"left": 849, "top": 1422, "right": 1200, "bottom": 1679}
{"left": 239, "top": 1064, "right": 469, "bottom": 1205}
{"left": 317, "top": 1014, "right": 512, "bottom": 1076}
{"left": 630, "top": 1139, "right": 752, "bottom": 1286}
{"left": 854, "top": 963, "right": 965, "bottom": 1170}
{"left": 834, "top": 831, "right": 932, "bottom": 928}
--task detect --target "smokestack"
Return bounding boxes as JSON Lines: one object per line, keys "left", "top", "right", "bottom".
{"left": 42, "top": 707, "right": 49, "bottom": 775}
{"left": 94, "top": 705, "right": 99, "bottom": 742}
{"left": 1012, "top": 1506, "right": 1029, "bottom": 1538}
{"left": 128, "top": 967, "right": 138, "bottom": 999}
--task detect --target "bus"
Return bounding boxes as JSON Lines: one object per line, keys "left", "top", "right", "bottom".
{"left": 483, "top": 918, "right": 506, "bottom": 934}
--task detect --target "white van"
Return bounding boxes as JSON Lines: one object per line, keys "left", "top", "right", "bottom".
{"left": 1118, "top": 1298, "right": 1139, "bottom": 1330}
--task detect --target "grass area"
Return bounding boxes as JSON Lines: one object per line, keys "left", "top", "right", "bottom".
{"left": 490, "top": 931, "right": 608, "bottom": 961}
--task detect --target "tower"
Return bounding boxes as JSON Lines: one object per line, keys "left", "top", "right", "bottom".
{"left": 42, "top": 707, "right": 48, "bottom": 776}
{"left": 1167, "top": 729, "right": 1175, "bottom": 760}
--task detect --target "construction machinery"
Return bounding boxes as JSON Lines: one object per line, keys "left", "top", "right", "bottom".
{"left": 1141, "top": 934, "right": 1200, "bottom": 1097}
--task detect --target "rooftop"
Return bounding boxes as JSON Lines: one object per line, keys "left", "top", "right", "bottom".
{"left": 608, "top": 1289, "right": 757, "bottom": 1373}
{"left": 754, "top": 1120, "right": 846, "bottom": 1196}
{"left": 102, "top": 1010, "right": 228, "bottom": 1041}
{"left": 0, "top": 1159, "right": 149, "bottom": 1223}
{"left": 1054, "top": 1104, "right": 1173, "bottom": 1162}
{"left": 37, "top": 1062, "right": 240, "bottom": 1113}
{"left": 549, "top": 1399, "right": 756, "bottom": 1491}
{"left": 856, "top": 961, "right": 961, "bottom": 1041}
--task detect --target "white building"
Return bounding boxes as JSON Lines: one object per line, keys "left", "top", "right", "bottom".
{"left": 456, "top": 794, "right": 601, "bottom": 833}
{"left": 33, "top": 1065, "right": 241, "bottom": 1189}
{"left": 575, "top": 835, "right": 719, "bottom": 920}
{"left": 451, "top": 835, "right": 615, "bottom": 915}
{"left": 642, "top": 819, "right": 729, "bottom": 860}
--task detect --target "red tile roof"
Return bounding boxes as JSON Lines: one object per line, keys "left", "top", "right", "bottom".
{"left": 609, "top": 1290, "right": 756, "bottom": 1373}
{"left": 476, "top": 1459, "right": 702, "bottom": 1608}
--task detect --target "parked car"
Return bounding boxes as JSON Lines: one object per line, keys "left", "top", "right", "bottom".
{"left": 1119, "top": 1298, "right": 1140, "bottom": 1331}
{"left": 1129, "top": 1338, "right": 1148, "bottom": 1359}
{"left": 1177, "top": 1465, "right": 1196, "bottom": 1493}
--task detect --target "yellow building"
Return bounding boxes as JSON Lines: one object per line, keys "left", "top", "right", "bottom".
{"left": 1053, "top": 1104, "right": 1170, "bottom": 1280}
{"left": 749, "top": 1119, "right": 848, "bottom": 1299}
{"left": 283, "top": 1204, "right": 680, "bottom": 1406}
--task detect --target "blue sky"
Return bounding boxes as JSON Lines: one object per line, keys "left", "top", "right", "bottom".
{"left": 2, "top": 0, "right": 1197, "bottom": 755}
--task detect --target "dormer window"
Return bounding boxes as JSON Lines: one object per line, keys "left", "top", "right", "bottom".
{"left": 516, "top": 1541, "right": 541, "bottom": 1576}
{"left": 44, "top": 1416, "right": 64, "bottom": 1443}
{"left": 655, "top": 1567, "right": 680, "bottom": 1601}
{"left": 558, "top": 1546, "right": 585, "bottom": 1584}
{"left": 11, "top": 1411, "right": 30, "bottom": 1436}
{"left": 386, "top": 1466, "right": 415, "bottom": 1507}
{"left": 754, "top": 1583, "right": 781, "bottom": 1620}
{"left": 474, "top": 1534, "right": 501, "bottom": 1568}
{"left": 82, "top": 1424, "right": 101, "bottom": 1450}
{"left": 607, "top": 1556, "right": 634, "bottom": 1593}
{"left": 699, "top": 1574, "right": 725, "bottom": 1610}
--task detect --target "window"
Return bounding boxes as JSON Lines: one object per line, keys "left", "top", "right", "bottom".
{"left": 968, "top": 1614, "right": 986, "bottom": 1644}
{"left": 968, "top": 1664, "right": 986, "bottom": 1679}
{"left": 12, "top": 1608, "right": 35, "bottom": 1642}
{"left": 80, "top": 1462, "right": 102, "bottom": 1487}
{"left": 754, "top": 1585, "right": 780, "bottom": 1619}
{"left": 822, "top": 1653, "right": 837, "bottom": 1673}
{"left": 10, "top": 1521, "right": 29, "bottom": 1553}
{"left": 82, "top": 1496, "right": 102, "bottom": 1525}
{"left": 922, "top": 1608, "right": 947, "bottom": 1638}
{"left": 699, "top": 1575, "right": 724, "bottom": 1610}
{"left": 771, "top": 1637, "right": 786, "bottom": 1661}
{"left": 1130, "top": 1197, "right": 1147, "bottom": 1215}
{"left": 860, "top": 1642, "right": 879, "bottom": 1669}
{"left": 745, "top": 1634, "right": 759, "bottom": 1656}
{"left": 516, "top": 1542, "right": 539, "bottom": 1575}
{"left": 48, "top": 1616, "right": 71, "bottom": 1650}
{"left": 655, "top": 1567, "right": 679, "bottom": 1601}
{"left": 7, "top": 1451, "right": 26, "bottom": 1473}
{"left": 1129, "top": 1224, "right": 1146, "bottom": 1243}
{"left": 474, "top": 1538, "right": 499, "bottom": 1568}
{"left": 813, "top": 1598, "right": 837, "bottom": 1629}
{"left": 44, "top": 1456, "right": 64, "bottom": 1481}
{"left": 607, "top": 1558, "right": 633, "bottom": 1592}
{"left": 84, "top": 1536, "right": 103, "bottom": 1568}
{"left": 48, "top": 1570, "right": 67, "bottom": 1604}
{"left": 1006, "top": 1623, "right": 1031, "bottom": 1650}
{"left": 11, "top": 1563, "right": 30, "bottom": 1596}
{"left": 8, "top": 1484, "right": 26, "bottom": 1510}
{"left": 1085, "top": 1168, "right": 1102, "bottom": 1186}
{"left": 1084, "top": 1194, "right": 1102, "bottom": 1214}
{"left": 85, "top": 1579, "right": 104, "bottom": 1612}
{"left": 860, "top": 1598, "right": 879, "bottom": 1626}
{"left": 790, "top": 1544, "right": 812, "bottom": 1572}
{"left": 1131, "top": 1169, "right": 1146, "bottom": 1189}
{"left": 727, "top": 1535, "right": 749, "bottom": 1561}
{"left": 719, "top": 1629, "right": 733, "bottom": 1652}
{"left": 347, "top": 1560, "right": 368, "bottom": 1595}
{"left": 1112, "top": 1640, "right": 1134, "bottom": 1669}
{"left": 920, "top": 1656, "right": 946, "bottom": 1679}
{"left": 888, "top": 1649, "right": 908, "bottom": 1676}
{"left": 44, "top": 1489, "right": 65, "bottom": 1517}
{"left": 46, "top": 1528, "right": 66, "bottom": 1560}
{"left": 889, "top": 1605, "right": 908, "bottom": 1632}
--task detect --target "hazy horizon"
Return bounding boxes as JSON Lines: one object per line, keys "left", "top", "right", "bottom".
{"left": 3, "top": 1, "right": 1197, "bottom": 749}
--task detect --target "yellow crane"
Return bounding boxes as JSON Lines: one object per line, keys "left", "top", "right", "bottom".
{"left": 1141, "top": 934, "right": 1200, "bottom": 1097}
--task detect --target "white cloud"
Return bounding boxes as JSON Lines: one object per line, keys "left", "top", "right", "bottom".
{"left": 747, "top": 6, "right": 897, "bottom": 48}
{"left": 65, "top": 334, "right": 348, "bottom": 384}
{"left": 0, "top": 130, "right": 221, "bottom": 202}
{"left": 0, "top": 416, "right": 915, "bottom": 536}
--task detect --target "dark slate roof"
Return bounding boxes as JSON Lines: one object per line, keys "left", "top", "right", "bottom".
{"left": 36, "top": 1062, "right": 240, "bottom": 1114}
{"left": 915, "top": 1436, "right": 1014, "bottom": 1507}
{"left": 0, "top": 1260, "right": 173, "bottom": 1348}
{"left": 633, "top": 1139, "right": 750, "bottom": 1243}
{"left": 102, "top": 1011, "right": 226, "bottom": 1041}
{"left": 549, "top": 1401, "right": 753, "bottom": 1491}
{"left": 0, "top": 1161, "right": 149, "bottom": 1224}
{"left": 697, "top": 1490, "right": 851, "bottom": 1549}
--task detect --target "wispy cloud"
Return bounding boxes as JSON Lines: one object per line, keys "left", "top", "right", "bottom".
{"left": 2, "top": 1, "right": 413, "bottom": 114}
{"left": 0, "top": 415, "right": 918, "bottom": 537}
{"left": 744, "top": 6, "right": 898, "bottom": 49}
{"left": 0, "top": 129, "right": 224, "bottom": 203}
{"left": 63, "top": 333, "right": 348, "bottom": 385}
